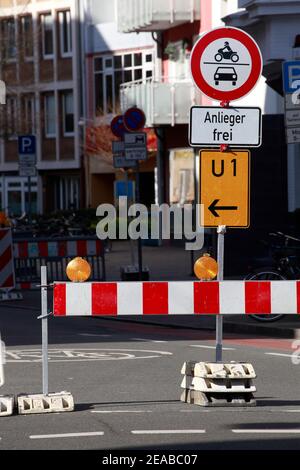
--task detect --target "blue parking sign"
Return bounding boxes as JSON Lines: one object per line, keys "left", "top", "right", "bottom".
{"left": 18, "top": 135, "right": 36, "bottom": 155}
{"left": 283, "top": 61, "right": 300, "bottom": 94}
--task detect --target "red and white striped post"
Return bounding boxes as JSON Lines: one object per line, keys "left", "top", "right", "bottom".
{"left": 0, "top": 228, "right": 15, "bottom": 294}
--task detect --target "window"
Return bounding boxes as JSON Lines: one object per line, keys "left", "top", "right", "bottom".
{"left": 94, "top": 50, "right": 153, "bottom": 115}
{"left": 62, "top": 91, "right": 74, "bottom": 136}
{"left": 58, "top": 10, "right": 72, "bottom": 57}
{"left": 2, "top": 18, "right": 16, "bottom": 60}
{"left": 294, "top": 35, "right": 300, "bottom": 48}
{"left": 44, "top": 94, "right": 56, "bottom": 137}
{"left": 4, "top": 177, "right": 38, "bottom": 217}
{"left": 41, "top": 13, "right": 53, "bottom": 58}
{"left": 20, "top": 15, "right": 33, "bottom": 59}
{"left": 23, "top": 96, "right": 35, "bottom": 134}
{"left": 6, "top": 96, "right": 17, "bottom": 137}
{"left": 54, "top": 177, "right": 80, "bottom": 210}
{"left": 168, "top": 41, "right": 190, "bottom": 80}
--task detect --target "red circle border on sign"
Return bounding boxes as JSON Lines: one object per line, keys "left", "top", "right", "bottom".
{"left": 110, "top": 115, "right": 126, "bottom": 138}
{"left": 190, "top": 27, "right": 262, "bottom": 101}
{"left": 124, "top": 107, "right": 146, "bottom": 132}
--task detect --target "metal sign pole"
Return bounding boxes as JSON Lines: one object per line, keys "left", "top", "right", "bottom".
{"left": 27, "top": 176, "right": 32, "bottom": 225}
{"left": 216, "top": 225, "right": 226, "bottom": 362}
{"left": 40, "top": 266, "right": 49, "bottom": 395}
{"left": 126, "top": 170, "right": 136, "bottom": 267}
{"left": 135, "top": 161, "right": 143, "bottom": 280}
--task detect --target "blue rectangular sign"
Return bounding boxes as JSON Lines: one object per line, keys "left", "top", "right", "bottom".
{"left": 115, "top": 180, "right": 134, "bottom": 199}
{"left": 18, "top": 135, "right": 36, "bottom": 155}
{"left": 283, "top": 61, "right": 300, "bottom": 94}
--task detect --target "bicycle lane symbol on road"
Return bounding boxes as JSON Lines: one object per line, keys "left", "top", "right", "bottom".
{"left": 5, "top": 348, "right": 173, "bottom": 363}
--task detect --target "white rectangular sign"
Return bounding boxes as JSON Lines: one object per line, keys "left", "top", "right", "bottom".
{"left": 285, "top": 92, "right": 300, "bottom": 110}
{"left": 125, "top": 148, "right": 147, "bottom": 161}
{"left": 18, "top": 153, "right": 36, "bottom": 176}
{"left": 286, "top": 127, "right": 300, "bottom": 144}
{"left": 124, "top": 132, "right": 147, "bottom": 161}
{"left": 19, "top": 154, "right": 36, "bottom": 165}
{"left": 189, "top": 106, "right": 262, "bottom": 147}
{"left": 112, "top": 141, "right": 125, "bottom": 154}
{"left": 113, "top": 155, "right": 136, "bottom": 168}
{"left": 124, "top": 132, "right": 146, "bottom": 146}
{"left": 285, "top": 109, "right": 300, "bottom": 128}
{"left": 19, "top": 166, "right": 36, "bottom": 177}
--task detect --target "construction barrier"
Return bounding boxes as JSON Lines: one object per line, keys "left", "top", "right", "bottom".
{"left": 7, "top": 276, "right": 299, "bottom": 415}
{"left": 17, "top": 392, "right": 74, "bottom": 415}
{"left": 181, "top": 361, "right": 256, "bottom": 407}
{"left": 0, "top": 228, "right": 15, "bottom": 291}
{"left": 0, "top": 335, "right": 14, "bottom": 417}
{"left": 13, "top": 237, "right": 106, "bottom": 289}
{"left": 0, "top": 336, "right": 4, "bottom": 388}
{"left": 53, "top": 280, "right": 300, "bottom": 316}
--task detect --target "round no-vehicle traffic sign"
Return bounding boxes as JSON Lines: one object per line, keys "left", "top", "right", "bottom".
{"left": 124, "top": 107, "right": 146, "bottom": 132}
{"left": 190, "top": 27, "right": 262, "bottom": 101}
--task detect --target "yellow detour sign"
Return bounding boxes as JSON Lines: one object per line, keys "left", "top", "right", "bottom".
{"left": 200, "top": 149, "right": 250, "bottom": 227}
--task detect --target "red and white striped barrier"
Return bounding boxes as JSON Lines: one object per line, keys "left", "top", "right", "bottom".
{"left": 0, "top": 229, "right": 15, "bottom": 290}
{"left": 53, "top": 280, "right": 300, "bottom": 316}
{"left": 13, "top": 238, "right": 105, "bottom": 290}
{"left": 13, "top": 239, "right": 103, "bottom": 259}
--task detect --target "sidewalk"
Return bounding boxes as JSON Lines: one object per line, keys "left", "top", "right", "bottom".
{"left": 6, "top": 240, "right": 300, "bottom": 339}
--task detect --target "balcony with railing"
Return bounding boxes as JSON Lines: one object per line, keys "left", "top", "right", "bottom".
{"left": 117, "top": 0, "right": 201, "bottom": 33}
{"left": 120, "top": 77, "right": 199, "bottom": 127}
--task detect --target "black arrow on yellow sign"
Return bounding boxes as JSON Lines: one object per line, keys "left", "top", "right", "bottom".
{"left": 208, "top": 199, "right": 238, "bottom": 217}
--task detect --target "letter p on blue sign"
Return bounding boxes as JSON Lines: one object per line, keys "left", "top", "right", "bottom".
{"left": 283, "top": 61, "right": 300, "bottom": 94}
{"left": 18, "top": 135, "right": 36, "bottom": 155}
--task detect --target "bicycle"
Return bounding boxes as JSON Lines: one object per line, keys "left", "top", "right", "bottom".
{"left": 245, "top": 231, "right": 300, "bottom": 322}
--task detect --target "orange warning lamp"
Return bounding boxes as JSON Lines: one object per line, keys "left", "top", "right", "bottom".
{"left": 66, "top": 257, "right": 91, "bottom": 282}
{"left": 194, "top": 253, "right": 218, "bottom": 280}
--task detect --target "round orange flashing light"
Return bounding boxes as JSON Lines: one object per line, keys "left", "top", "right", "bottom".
{"left": 66, "top": 257, "right": 91, "bottom": 282}
{"left": 194, "top": 253, "right": 218, "bottom": 280}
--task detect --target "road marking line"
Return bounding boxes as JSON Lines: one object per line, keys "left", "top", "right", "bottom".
{"left": 265, "top": 352, "right": 295, "bottom": 358}
{"left": 131, "top": 338, "right": 167, "bottom": 343}
{"left": 91, "top": 410, "right": 152, "bottom": 414}
{"left": 232, "top": 429, "right": 300, "bottom": 434}
{"left": 78, "top": 334, "right": 111, "bottom": 337}
{"left": 29, "top": 432, "right": 104, "bottom": 440}
{"left": 180, "top": 410, "right": 210, "bottom": 413}
{"left": 190, "top": 345, "right": 236, "bottom": 351}
{"left": 131, "top": 430, "right": 206, "bottom": 435}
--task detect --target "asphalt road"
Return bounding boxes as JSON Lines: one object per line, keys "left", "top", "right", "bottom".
{"left": 1, "top": 297, "right": 300, "bottom": 451}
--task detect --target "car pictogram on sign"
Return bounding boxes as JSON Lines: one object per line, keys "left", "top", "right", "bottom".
{"left": 214, "top": 67, "right": 238, "bottom": 86}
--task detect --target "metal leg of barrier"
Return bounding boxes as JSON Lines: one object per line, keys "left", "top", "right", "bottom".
{"left": 41, "top": 266, "right": 49, "bottom": 396}
{"left": 216, "top": 226, "right": 226, "bottom": 363}
{"left": 16, "top": 266, "right": 74, "bottom": 415}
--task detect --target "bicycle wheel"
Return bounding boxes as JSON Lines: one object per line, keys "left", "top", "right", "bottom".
{"left": 245, "top": 269, "right": 287, "bottom": 322}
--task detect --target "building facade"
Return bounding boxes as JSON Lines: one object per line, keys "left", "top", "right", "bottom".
{"left": 0, "top": 0, "right": 82, "bottom": 215}
{"left": 83, "top": 0, "right": 156, "bottom": 208}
